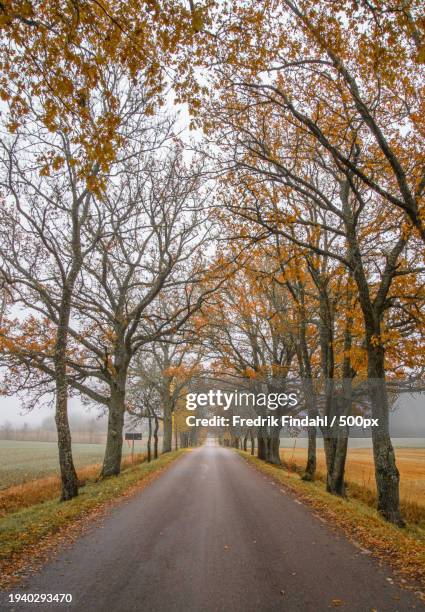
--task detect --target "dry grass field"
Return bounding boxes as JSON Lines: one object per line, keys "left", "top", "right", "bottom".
{"left": 280, "top": 445, "right": 425, "bottom": 524}
{"left": 0, "top": 439, "right": 148, "bottom": 516}
{"left": 0, "top": 452, "right": 146, "bottom": 517}
{"left": 0, "top": 439, "right": 147, "bottom": 489}
{"left": 2, "top": 440, "right": 424, "bottom": 525}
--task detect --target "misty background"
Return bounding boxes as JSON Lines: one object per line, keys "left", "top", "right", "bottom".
{"left": 1, "top": 391, "right": 423, "bottom": 444}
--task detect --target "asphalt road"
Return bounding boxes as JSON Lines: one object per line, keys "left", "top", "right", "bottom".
{"left": 1, "top": 443, "right": 421, "bottom": 612}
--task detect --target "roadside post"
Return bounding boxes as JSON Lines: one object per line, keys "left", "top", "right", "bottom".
{"left": 125, "top": 432, "right": 143, "bottom": 464}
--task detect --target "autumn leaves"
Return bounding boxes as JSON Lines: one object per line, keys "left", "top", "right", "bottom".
{"left": 188, "top": 1, "right": 424, "bottom": 524}
{"left": 0, "top": 1, "right": 423, "bottom": 525}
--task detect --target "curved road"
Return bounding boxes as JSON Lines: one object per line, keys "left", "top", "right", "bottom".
{"left": 2, "top": 444, "right": 420, "bottom": 611}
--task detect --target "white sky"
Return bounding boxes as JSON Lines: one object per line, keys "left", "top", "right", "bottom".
{"left": 0, "top": 395, "right": 97, "bottom": 427}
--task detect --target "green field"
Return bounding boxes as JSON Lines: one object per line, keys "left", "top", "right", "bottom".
{"left": 0, "top": 439, "right": 147, "bottom": 489}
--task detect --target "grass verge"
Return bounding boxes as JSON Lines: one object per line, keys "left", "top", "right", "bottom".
{"left": 238, "top": 451, "right": 425, "bottom": 593}
{"left": 0, "top": 450, "right": 186, "bottom": 589}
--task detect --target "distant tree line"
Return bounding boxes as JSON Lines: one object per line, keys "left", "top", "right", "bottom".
{"left": 0, "top": 414, "right": 108, "bottom": 444}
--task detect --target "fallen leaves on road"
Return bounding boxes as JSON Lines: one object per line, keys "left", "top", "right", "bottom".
{"left": 330, "top": 598, "right": 345, "bottom": 607}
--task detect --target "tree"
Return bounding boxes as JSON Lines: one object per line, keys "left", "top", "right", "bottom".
{"left": 0, "top": 69, "right": 199, "bottom": 491}
{"left": 1, "top": 0, "right": 201, "bottom": 175}
{"left": 68, "top": 142, "right": 212, "bottom": 477}
{"left": 127, "top": 377, "right": 161, "bottom": 462}
{"left": 132, "top": 335, "right": 204, "bottom": 453}
{"left": 0, "top": 118, "right": 102, "bottom": 500}
{"left": 274, "top": 242, "right": 321, "bottom": 481}
{"left": 0, "top": 419, "right": 13, "bottom": 440}
{"left": 207, "top": 89, "right": 425, "bottom": 522}
{"left": 186, "top": 0, "right": 425, "bottom": 241}
{"left": 199, "top": 254, "right": 297, "bottom": 464}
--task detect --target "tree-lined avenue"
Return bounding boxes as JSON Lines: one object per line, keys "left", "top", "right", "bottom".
{"left": 2, "top": 444, "right": 418, "bottom": 612}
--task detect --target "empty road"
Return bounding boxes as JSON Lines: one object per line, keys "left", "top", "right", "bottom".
{"left": 1, "top": 444, "right": 420, "bottom": 611}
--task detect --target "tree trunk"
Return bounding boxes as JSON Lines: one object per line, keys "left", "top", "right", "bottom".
{"left": 54, "top": 292, "right": 79, "bottom": 501}
{"left": 322, "top": 390, "right": 349, "bottom": 496}
{"left": 266, "top": 428, "right": 281, "bottom": 464}
{"left": 296, "top": 300, "right": 317, "bottom": 482}
{"left": 372, "top": 431, "right": 402, "bottom": 524}
{"left": 243, "top": 431, "right": 248, "bottom": 451}
{"left": 323, "top": 437, "right": 337, "bottom": 488}
{"left": 312, "top": 277, "right": 337, "bottom": 491}
{"left": 325, "top": 434, "right": 348, "bottom": 495}
{"left": 153, "top": 413, "right": 159, "bottom": 459}
{"left": 368, "top": 372, "right": 403, "bottom": 525}
{"left": 302, "top": 427, "right": 316, "bottom": 481}
{"left": 257, "top": 428, "right": 267, "bottom": 459}
{"left": 101, "top": 384, "right": 126, "bottom": 477}
{"left": 250, "top": 430, "right": 255, "bottom": 455}
{"left": 162, "top": 399, "right": 173, "bottom": 453}
{"left": 189, "top": 426, "right": 198, "bottom": 447}
{"left": 55, "top": 365, "right": 78, "bottom": 501}
{"left": 52, "top": 185, "right": 90, "bottom": 501}
{"left": 147, "top": 417, "right": 152, "bottom": 463}
{"left": 301, "top": 382, "right": 317, "bottom": 482}
{"left": 323, "top": 286, "right": 354, "bottom": 492}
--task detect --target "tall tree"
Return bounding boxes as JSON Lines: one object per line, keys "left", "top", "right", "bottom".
{"left": 0, "top": 123, "right": 102, "bottom": 500}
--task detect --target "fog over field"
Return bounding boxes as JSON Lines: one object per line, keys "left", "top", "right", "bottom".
{"left": 0, "top": 395, "right": 99, "bottom": 427}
